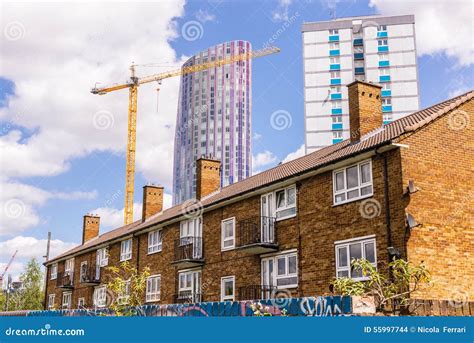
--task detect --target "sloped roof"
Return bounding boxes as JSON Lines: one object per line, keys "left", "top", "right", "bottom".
{"left": 47, "top": 90, "right": 473, "bottom": 264}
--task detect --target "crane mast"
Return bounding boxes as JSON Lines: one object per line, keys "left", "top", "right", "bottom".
{"left": 92, "top": 46, "right": 280, "bottom": 225}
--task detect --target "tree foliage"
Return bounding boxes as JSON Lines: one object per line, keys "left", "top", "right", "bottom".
{"left": 331, "top": 258, "right": 431, "bottom": 311}
{"left": 105, "top": 261, "right": 150, "bottom": 316}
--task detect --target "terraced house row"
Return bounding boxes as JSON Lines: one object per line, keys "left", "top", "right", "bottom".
{"left": 44, "top": 81, "right": 474, "bottom": 310}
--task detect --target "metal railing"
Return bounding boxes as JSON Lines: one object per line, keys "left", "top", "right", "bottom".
{"left": 79, "top": 264, "right": 101, "bottom": 284}
{"left": 56, "top": 272, "right": 74, "bottom": 288}
{"left": 238, "top": 285, "right": 278, "bottom": 301}
{"left": 174, "top": 291, "right": 203, "bottom": 304}
{"left": 174, "top": 236, "right": 203, "bottom": 262}
{"left": 238, "top": 216, "right": 276, "bottom": 247}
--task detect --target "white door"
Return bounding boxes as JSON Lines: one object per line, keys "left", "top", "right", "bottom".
{"left": 95, "top": 252, "right": 101, "bottom": 279}
{"left": 261, "top": 258, "right": 275, "bottom": 299}
{"left": 261, "top": 194, "right": 274, "bottom": 243}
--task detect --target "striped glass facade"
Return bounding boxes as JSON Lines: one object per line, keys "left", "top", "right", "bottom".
{"left": 173, "top": 41, "right": 252, "bottom": 205}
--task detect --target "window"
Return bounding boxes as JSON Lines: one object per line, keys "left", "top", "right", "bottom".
{"left": 48, "top": 294, "right": 55, "bottom": 310}
{"left": 330, "top": 71, "right": 340, "bottom": 79}
{"left": 275, "top": 186, "right": 296, "bottom": 220}
{"left": 62, "top": 292, "right": 72, "bottom": 310}
{"left": 333, "top": 159, "right": 373, "bottom": 205}
{"left": 79, "top": 261, "right": 87, "bottom": 282}
{"left": 221, "top": 276, "right": 235, "bottom": 302}
{"left": 335, "top": 236, "right": 377, "bottom": 280}
{"left": 329, "top": 42, "right": 339, "bottom": 50}
{"left": 262, "top": 252, "right": 298, "bottom": 289}
{"left": 97, "top": 247, "right": 108, "bottom": 267}
{"left": 148, "top": 230, "right": 163, "bottom": 254}
{"left": 332, "top": 100, "right": 342, "bottom": 109}
{"left": 380, "top": 68, "right": 390, "bottom": 76}
{"left": 332, "top": 116, "right": 342, "bottom": 123}
{"left": 146, "top": 275, "right": 161, "bottom": 302}
{"left": 117, "top": 280, "right": 131, "bottom": 305}
{"left": 330, "top": 57, "right": 340, "bottom": 64}
{"left": 382, "top": 83, "right": 391, "bottom": 91}
{"left": 378, "top": 25, "right": 387, "bottom": 32}
{"left": 329, "top": 29, "right": 339, "bottom": 35}
{"left": 378, "top": 39, "right": 388, "bottom": 46}
{"left": 65, "top": 258, "right": 74, "bottom": 275}
{"left": 50, "top": 264, "right": 58, "bottom": 280}
{"left": 178, "top": 270, "right": 202, "bottom": 303}
{"left": 120, "top": 239, "right": 132, "bottom": 261}
{"left": 330, "top": 86, "right": 341, "bottom": 94}
{"left": 382, "top": 98, "right": 392, "bottom": 105}
{"left": 379, "top": 53, "right": 388, "bottom": 62}
{"left": 93, "top": 286, "right": 107, "bottom": 307}
{"left": 221, "top": 218, "right": 235, "bottom": 250}
{"left": 78, "top": 298, "right": 85, "bottom": 308}
{"left": 333, "top": 131, "right": 343, "bottom": 139}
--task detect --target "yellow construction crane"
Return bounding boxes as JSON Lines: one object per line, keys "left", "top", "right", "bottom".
{"left": 91, "top": 46, "right": 280, "bottom": 225}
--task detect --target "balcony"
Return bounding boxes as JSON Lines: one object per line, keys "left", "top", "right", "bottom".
{"left": 173, "top": 237, "right": 204, "bottom": 269}
{"left": 238, "top": 285, "right": 278, "bottom": 301}
{"left": 237, "top": 216, "right": 278, "bottom": 254}
{"left": 79, "top": 264, "right": 101, "bottom": 286}
{"left": 56, "top": 272, "right": 74, "bottom": 289}
{"left": 174, "top": 291, "right": 203, "bottom": 304}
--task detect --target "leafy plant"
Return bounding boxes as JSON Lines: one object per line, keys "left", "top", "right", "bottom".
{"left": 105, "top": 261, "right": 150, "bottom": 316}
{"left": 249, "top": 302, "right": 288, "bottom": 317}
{"left": 331, "top": 258, "right": 431, "bottom": 312}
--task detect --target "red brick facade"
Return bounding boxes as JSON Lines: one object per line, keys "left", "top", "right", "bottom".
{"left": 44, "top": 91, "right": 473, "bottom": 310}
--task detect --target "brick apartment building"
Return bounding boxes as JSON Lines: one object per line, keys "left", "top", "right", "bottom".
{"left": 43, "top": 81, "right": 473, "bottom": 310}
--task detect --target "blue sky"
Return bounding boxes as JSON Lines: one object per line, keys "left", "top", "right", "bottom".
{"left": 0, "top": 0, "right": 472, "bottom": 280}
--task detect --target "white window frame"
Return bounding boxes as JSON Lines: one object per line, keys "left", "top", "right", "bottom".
{"left": 332, "top": 116, "right": 342, "bottom": 123}
{"left": 329, "top": 29, "right": 339, "bottom": 35}
{"left": 120, "top": 238, "right": 132, "bottom": 261}
{"left": 220, "top": 276, "right": 235, "bottom": 302}
{"left": 117, "top": 280, "right": 131, "bottom": 305}
{"left": 97, "top": 247, "right": 108, "bottom": 267}
{"left": 332, "top": 131, "right": 343, "bottom": 139}
{"left": 178, "top": 269, "right": 202, "bottom": 302}
{"left": 379, "top": 53, "right": 389, "bottom": 62}
{"left": 79, "top": 261, "right": 87, "bottom": 281}
{"left": 48, "top": 294, "right": 55, "bottom": 310}
{"left": 330, "top": 56, "right": 340, "bottom": 64}
{"left": 333, "top": 159, "right": 373, "bottom": 205}
{"left": 146, "top": 275, "right": 161, "bottom": 302}
{"left": 274, "top": 185, "right": 297, "bottom": 221}
{"left": 148, "top": 230, "right": 163, "bottom": 254}
{"left": 380, "top": 68, "right": 390, "bottom": 76}
{"left": 335, "top": 236, "right": 377, "bottom": 281}
{"left": 262, "top": 251, "right": 298, "bottom": 289}
{"left": 382, "top": 98, "right": 392, "bottom": 105}
{"left": 330, "top": 86, "right": 341, "bottom": 94}
{"left": 62, "top": 292, "right": 72, "bottom": 310}
{"left": 329, "top": 42, "right": 339, "bottom": 50}
{"left": 93, "top": 286, "right": 107, "bottom": 308}
{"left": 221, "top": 217, "right": 236, "bottom": 251}
{"left": 50, "top": 263, "right": 58, "bottom": 280}
{"left": 382, "top": 83, "right": 391, "bottom": 90}
{"left": 378, "top": 25, "right": 387, "bottom": 32}
{"left": 78, "top": 297, "right": 85, "bottom": 308}
{"left": 331, "top": 100, "right": 342, "bottom": 109}
{"left": 378, "top": 39, "right": 388, "bottom": 46}
{"left": 330, "top": 71, "right": 340, "bottom": 79}
{"left": 65, "top": 258, "right": 74, "bottom": 275}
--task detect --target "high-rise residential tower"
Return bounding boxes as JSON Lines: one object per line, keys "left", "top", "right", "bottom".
{"left": 302, "top": 15, "right": 420, "bottom": 153}
{"left": 173, "top": 41, "right": 252, "bottom": 205}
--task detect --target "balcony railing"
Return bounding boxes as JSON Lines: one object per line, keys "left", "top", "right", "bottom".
{"left": 238, "top": 285, "right": 278, "bottom": 301}
{"left": 173, "top": 237, "right": 204, "bottom": 268}
{"left": 56, "top": 271, "right": 74, "bottom": 289}
{"left": 174, "top": 291, "right": 203, "bottom": 304}
{"left": 79, "top": 264, "right": 101, "bottom": 285}
{"left": 237, "top": 216, "right": 278, "bottom": 254}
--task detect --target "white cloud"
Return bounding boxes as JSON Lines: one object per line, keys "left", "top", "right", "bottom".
{"left": 369, "top": 0, "right": 474, "bottom": 66}
{"left": 282, "top": 143, "right": 305, "bottom": 163}
{"left": 0, "top": 181, "right": 97, "bottom": 236}
{"left": 272, "top": 0, "right": 293, "bottom": 22}
{"left": 195, "top": 9, "right": 216, "bottom": 23}
{"left": 253, "top": 150, "right": 277, "bottom": 170}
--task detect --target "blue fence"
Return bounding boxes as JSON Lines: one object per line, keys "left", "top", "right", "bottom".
{"left": 26, "top": 296, "right": 352, "bottom": 317}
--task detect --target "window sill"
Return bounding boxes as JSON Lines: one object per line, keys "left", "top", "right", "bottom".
{"left": 221, "top": 246, "right": 235, "bottom": 252}
{"left": 332, "top": 193, "right": 374, "bottom": 207}
{"left": 147, "top": 249, "right": 163, "bottom": 255}
{"left": 145, "top": 299, "right": 161, "bottom": 303}
{"left": 120, "top": 257, "right": 132, "bottom": 262}
{"left": 276, "top": 284, "right": 298, "bottom": 290}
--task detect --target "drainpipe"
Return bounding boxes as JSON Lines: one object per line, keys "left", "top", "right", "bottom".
{"left": 296, "top": 182, "right": 303, "bottom": 298}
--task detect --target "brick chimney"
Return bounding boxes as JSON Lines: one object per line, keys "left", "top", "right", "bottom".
{"left": 142, "top": 185, "right": 164, "bottom": 222}
{"left": 82, "top": 214, "right": 100, "bottom": 244}
{"left": 196, "top": 158, "right": 221, "bottom": 200}
{"left": 347, "top": 80, "right": 383, "bottom": 143}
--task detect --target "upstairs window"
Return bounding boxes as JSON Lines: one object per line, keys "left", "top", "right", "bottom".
{"left": 221, "top": 218, "right": 236, "bottom": 251}
{"left": 97, "top": 247, "right": 108, "bottom": 267}
{"left": 120, "top": 239, "right": 132, "bottom": 261}
{"left": 333, "top": 160, "right": 373, "bottom": 205}
{"left": 275, "top": 186, "right": 296, "bottom": 220}
{"left": 50, "top": 263, "right": 58, "bottom": 280}
{"left": 148, "top": 230, "right": 163, "bottom": 254}
{"left": 64, "top": 258, "right": 74, "bottom": 276}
